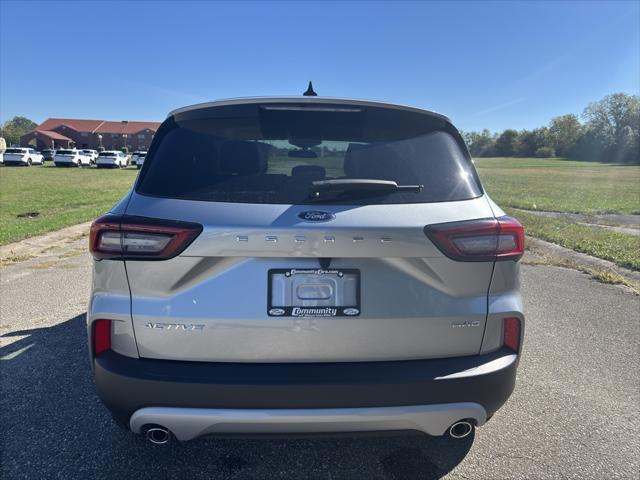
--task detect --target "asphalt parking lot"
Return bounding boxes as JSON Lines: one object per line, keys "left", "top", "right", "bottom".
{"left": 1, "top": 236, "right": 639, "bottom": 480}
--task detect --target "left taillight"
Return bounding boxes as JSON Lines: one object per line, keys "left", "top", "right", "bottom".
{"left": 93, "top": 319, "right": 111, "bottom": 356}
{"left": 89, "top": 214, "right": 202, "bottom": 260}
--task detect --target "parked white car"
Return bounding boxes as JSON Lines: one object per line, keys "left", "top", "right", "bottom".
{"left": 3, "top": 147, "right": 44, "bottom": 166}
{"left": 133, "top": 151, "right": 147, "bottom": 169}
{"left": 82, "top": 149, "right": 99, "bottom": 164}
{"left": 96, "top": 150, "right": 128, "bottom": 168}
{"left": 54, "top": 149, "right": 91, "bottom": 167}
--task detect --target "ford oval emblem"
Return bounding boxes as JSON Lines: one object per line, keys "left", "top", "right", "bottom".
{"left": 298, "top": 211, "right": 335, "bottom": 222}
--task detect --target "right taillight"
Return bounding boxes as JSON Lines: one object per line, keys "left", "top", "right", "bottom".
{"left": 424, "top": 215, "right": 524, "bottom": 262}
{"left": 89, "top": 214, "right": 202, "bottom": 260}
{"left": 503, "top": 317, "right": 521, "bottom": 352}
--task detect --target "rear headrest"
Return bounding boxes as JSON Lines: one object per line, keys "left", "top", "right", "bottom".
{"left": 291, "top": 165, "right": 326, "bottom": 180}
{"left": 344, "top": 143, "right": 398, "bottom": 180}
{"left": 344, "top": 143, "right": 365, "bottom": 177}
{"left": 219, "top": 141, "right": 267, "bottom": 175}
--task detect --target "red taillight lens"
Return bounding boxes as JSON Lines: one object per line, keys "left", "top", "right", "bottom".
{"left": 89, "top": 214, "right": 202, "bottom": 260}
{"left": 424, "top": 215, "right": 524, "bottom": 262}
{"left": 93, "top": 319, "right": 111, "bottom": 356}
{"left": 503, "top": 317, "right": 521, "bottom": 352}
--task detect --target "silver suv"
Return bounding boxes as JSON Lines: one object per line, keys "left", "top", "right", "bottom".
{"left": 88, "top": 97, "right": 524, "bottom": 445}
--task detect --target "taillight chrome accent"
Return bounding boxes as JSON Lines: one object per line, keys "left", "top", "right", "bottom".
{"left": 424, "top": 215, "right": 524, "bottom": 262}
{"left": 503, "top": 317, "right": 521, "bottom": 352}
{"left": 93, "top": 319, "right": 111, "bottom": 356}
{"left": 89, "top": 214, "right": 202, "bottom": 260}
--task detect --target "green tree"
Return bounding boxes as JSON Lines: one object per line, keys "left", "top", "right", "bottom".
{"left": 549, "top": 114, "right": 582, "bottom": 157}
{"left": 516, "top": 127, "right": 551, "bottom": 157}
{"left": 463, "top": 129, "right": 496, "bottom": 157}
{"left": 582, "top": 93, "right": 640, "bottom": 163}
{"left": 495, "top": 129, "right": 519, "bottom": 156}
{"left": 0, "top": 116, "right": 37, "bottom": 147}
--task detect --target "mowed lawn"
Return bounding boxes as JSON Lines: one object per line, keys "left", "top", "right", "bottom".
{"left": 0, "top": 164, "right": 138, "bottom": 245}
{"left": 475, "top": 157, "right": 640, "bottom": 215}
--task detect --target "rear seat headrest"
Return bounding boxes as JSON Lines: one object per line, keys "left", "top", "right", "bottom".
{"left": 219, "top": 141, "right": 268, "bottom": 175}
{"left": 344, "top": 143, "right": 398, "bottom": 180}
{"left": 344, "top": 143, "right": 365, "bottom": 177}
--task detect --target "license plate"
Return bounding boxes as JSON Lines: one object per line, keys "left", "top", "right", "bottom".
{"left": 268, "top": 268, "right": 360, "bottom": 317}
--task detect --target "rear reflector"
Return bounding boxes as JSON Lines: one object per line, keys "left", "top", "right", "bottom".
{"left": 89, "top": 214, "right": 202, "bottom": 260}
{"left": 503, "top": 317, "right": 521, "bottom": 352}
{"left": 93, "top": 319, "right": 111, "bottom": 356}
{"left": 424, "top": 216, "right": 524, "bottom": 262}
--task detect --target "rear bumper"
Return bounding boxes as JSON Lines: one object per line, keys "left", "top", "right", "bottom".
{"left": 94, "top": 348, "right": 519, "bottom": 435}
{"left": 130, "top": 403, "right": 487, "bottom": 441}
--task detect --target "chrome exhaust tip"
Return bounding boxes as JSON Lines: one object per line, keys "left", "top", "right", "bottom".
{"left": 449, "top": 420, "right": 474, "bottom": 439}
{"left": 145, "top": 426, "right": 171, "bottom": 445}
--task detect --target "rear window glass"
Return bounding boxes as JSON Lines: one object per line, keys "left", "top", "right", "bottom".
{"left": 136, "top": 103, "right": 482, "bottom": 205}
{"left": 99, "top": 152, "right": 117, "bottom": 156}
{"left": 5, "top": 149, "right": 26, "bottom": 154}
{"left": 57, "top": 150, "right": 74, "bottom": 155}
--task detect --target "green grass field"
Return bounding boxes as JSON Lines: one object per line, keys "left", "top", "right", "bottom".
{"left": 0, "top": 164, "right": 138, "bottom": 245}
{"left": 475, "top": 157, "right": 640, "bottom": 215}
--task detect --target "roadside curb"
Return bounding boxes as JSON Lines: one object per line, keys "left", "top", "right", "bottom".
{"left": 525, "top": 235, "right": 640, "bottom": 292}
{"left": 0, "top": 222, "right": 92, "bottom": 265}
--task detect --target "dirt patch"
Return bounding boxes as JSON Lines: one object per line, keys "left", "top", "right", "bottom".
{"left": 16, "top": 211, "right": 40, "bottom": 219}
{"left": 0, "top": 254, "right": 35, "bottom": 266}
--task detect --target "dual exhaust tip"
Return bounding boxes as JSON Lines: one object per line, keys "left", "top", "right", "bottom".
{"left": 145, "top": 426, "right": 171, "bottom": 445}
{"left": 143, "top": 421, "right": 475, "bottom": 444}
{"left": 448, "top": 420, "right": 474, "bottom": 439}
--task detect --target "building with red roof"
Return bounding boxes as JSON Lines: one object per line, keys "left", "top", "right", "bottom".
{"left": 21, "top": 118, "right": 161, "bottom": 151}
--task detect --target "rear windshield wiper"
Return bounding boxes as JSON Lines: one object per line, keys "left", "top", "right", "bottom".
{"left": 309, "top": 179, "right": 423, "bottom": 201}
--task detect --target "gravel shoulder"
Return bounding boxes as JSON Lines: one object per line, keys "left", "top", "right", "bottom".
{"left": 1, "top": 241, "right": 639, "bottom": 479}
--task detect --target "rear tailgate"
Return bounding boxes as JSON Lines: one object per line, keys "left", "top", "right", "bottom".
{"left": 123, "top": 195, "right": 496, "bottom": 362}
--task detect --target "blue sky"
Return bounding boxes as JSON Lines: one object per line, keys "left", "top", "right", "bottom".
{"left": 1, "top": 0, "right": 638, "bottom": 132}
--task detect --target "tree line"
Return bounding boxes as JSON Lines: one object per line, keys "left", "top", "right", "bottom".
{"left": 2, "top": 92, "right": 638, "bottom": 163}
{"left": 462, "top": 93, "right": 639, "bottom": 164}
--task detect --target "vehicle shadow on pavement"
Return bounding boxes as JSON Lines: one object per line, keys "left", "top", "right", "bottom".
{"left": 1, "top": 314, "right": 474, "bottom": 480}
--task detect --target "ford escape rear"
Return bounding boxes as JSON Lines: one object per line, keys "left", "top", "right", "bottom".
{"left": 88, "top": 96, "right": 524, "bottom": 443}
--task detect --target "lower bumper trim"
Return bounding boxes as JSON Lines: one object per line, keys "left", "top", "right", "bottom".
{"left": 129, "top": 403, "right": 486, "bottom": 441}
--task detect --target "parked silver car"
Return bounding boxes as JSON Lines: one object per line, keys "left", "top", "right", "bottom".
{"left": 88, "top": 96, "right": 524, "bottom": 445}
